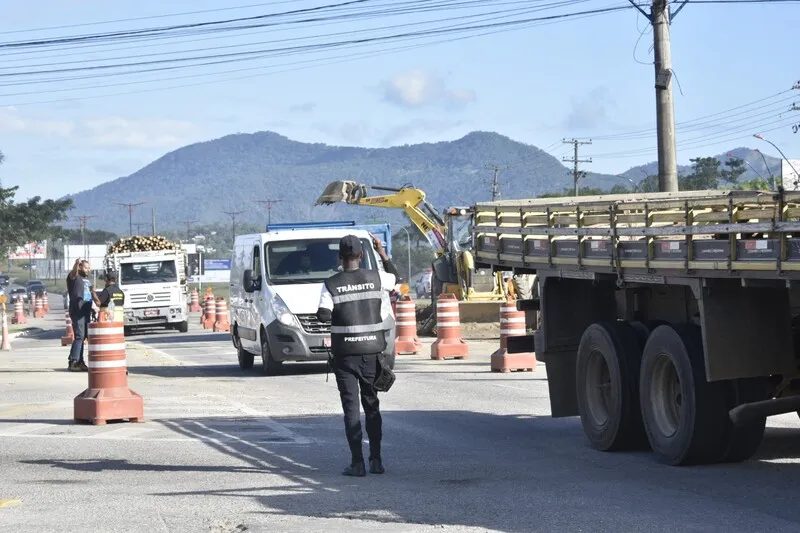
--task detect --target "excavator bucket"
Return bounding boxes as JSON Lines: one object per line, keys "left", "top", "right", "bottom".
{"left": 458, "top": 300, "right": 503, "bottom": 323}
{"left": 315, "top": 180, "right": 360, "bottom": 205}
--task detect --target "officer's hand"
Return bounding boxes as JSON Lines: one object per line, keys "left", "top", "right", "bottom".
{"left": 370, "top": 234, "right": 386, "bottom": 256}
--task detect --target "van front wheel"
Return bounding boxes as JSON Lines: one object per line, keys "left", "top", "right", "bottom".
{"left": 261, "top": 336, "right": 282, "bottom": 376}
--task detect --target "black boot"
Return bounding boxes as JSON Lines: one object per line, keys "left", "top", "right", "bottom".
{"left": 342, "top": 461, "right": 366, "bottom": 477}
{"left": 369, "top": 456, "right": 385, "bottom": 474}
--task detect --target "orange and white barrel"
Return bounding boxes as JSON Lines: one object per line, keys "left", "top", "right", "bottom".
{"left": 33, "top": 295, "right": 45, "bottom": 318}
{"left": 61, "top": 311, "right": 74, "bottom": 346}
{"left": 430, "top": 293, "right": 468, "bottom": 360}
{"left": 73, "top": 321, "right": 144, "bottom": 425}
{"left": 394, "top": 297, "right": 421, "bottom": 355}
{"left": 213, "top": 298, "right": 230, "bottom": 332}
{"left": 490, "top": 300, "right": 536, "bottom": 373}
{"left": 12, "top": 299, "right": 26, "bottom": 325}
{"left": 202, "top": 297, "right": 217, "bottom": 329}
{"left": 189, "top": 289, "right": 202, "bottom": 312}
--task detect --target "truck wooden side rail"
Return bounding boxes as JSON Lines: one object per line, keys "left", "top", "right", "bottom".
{"left": 472, "top": 189, "right": 800, "bottom": 466}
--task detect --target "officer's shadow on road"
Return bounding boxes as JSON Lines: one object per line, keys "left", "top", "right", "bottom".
{"left": 22, "top": 410, "right": 800, "bottom": 532}
{"left": 128, "top": 362, "right": 329, "bottom": 379}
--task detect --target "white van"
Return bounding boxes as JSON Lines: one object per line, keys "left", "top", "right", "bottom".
{"left": 230, "top": 226, "right": 394, "bottom": 375}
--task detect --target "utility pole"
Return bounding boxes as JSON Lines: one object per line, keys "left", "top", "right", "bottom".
{"left": 628, "top": 0, "right": 684, "bottom": 192}
{"left": 223, "top": 210, "right": 244, "bottom": 243}
{"left": 132, "top": 222, "right": 149, "bottom": 235}
{"left": 151, "top": 207, "right": 156, "bottom": 236}
{"left": 255, "top": 199, "right": 282, "bottom": 226}
{"left": 562, "top": 138, "right": 592, "bottom": 196}
{"left": 486, "top": 165, "right": 508, "bottom": 201}
{"left": 180, "top": 220, "right": 197, "bottom": 242}
{"left": 115, "top": 202, "right": 145, "bottom": 236}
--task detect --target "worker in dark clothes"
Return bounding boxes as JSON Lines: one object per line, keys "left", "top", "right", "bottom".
{"left": 91, "top": 270, "right": 125, "bottom": 322}
{"left": 66, "top": 258, "right": 93, "bottom": 372}
{"left": 317, "top": 234, "right": 398, "bottom": 477}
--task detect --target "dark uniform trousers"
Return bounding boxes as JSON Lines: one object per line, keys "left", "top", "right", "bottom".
{"left": 334, "top": 353, "right": 382, "bottom": 462}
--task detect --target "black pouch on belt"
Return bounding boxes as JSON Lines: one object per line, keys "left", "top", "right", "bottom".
{"left": 373, "top": 353, "right": 396, "bottom": 393}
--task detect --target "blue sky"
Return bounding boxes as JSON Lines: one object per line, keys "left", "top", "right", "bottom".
{"left": 0, "top": 0, "right": 797, "bottom": 201}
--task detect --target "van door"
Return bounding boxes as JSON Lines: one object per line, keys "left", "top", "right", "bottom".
{"left": 241, "top": 238, "right": 265, "bottom": 351}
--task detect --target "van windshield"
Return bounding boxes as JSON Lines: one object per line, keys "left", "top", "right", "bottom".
{"left": 264, "top": 238, "right": 375, "bottom": 284}
{"left": 120, "top": 260, "right": 178, "bottom": 285}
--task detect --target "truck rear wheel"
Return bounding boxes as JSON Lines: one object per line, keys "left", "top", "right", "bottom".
{"left": 575, "top": 321, "right": 648, "bottom": 452}
{"left": 639, "top": 324, "right": 729, "bottom": 466}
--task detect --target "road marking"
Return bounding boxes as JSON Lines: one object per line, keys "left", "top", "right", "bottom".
{"left": 93, "top": 426, "right": 158, "bottom": 439}
{"left": 0, "top": 394, "right": 311, "bottom": 445}
{"left": 0, "top": 499, "right": 21, "bottom": 508}
{"left": 1, "top": 423, "right": 54, "bottom": 435}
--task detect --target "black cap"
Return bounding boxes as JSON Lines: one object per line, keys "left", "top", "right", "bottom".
{"left": 104, "top": 270, "right": 118, "bottom": 282}
{"left": 339, "top": 235, "right": 362, "bottom": 258}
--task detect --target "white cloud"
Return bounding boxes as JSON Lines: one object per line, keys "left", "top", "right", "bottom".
{"left": 0, "top": 107, "right": 197, "bottom": 149}
{"left": 0, "top": 107, "right": 74, "bottom": 137}
{"left": 82, "top": 116, "right": 195, "bottom": 149}
{"left": 381, "top": 69, "right": 476, "bottom": 110}
{"left": 563, "top": 86, "right": 616, "bottom": 130}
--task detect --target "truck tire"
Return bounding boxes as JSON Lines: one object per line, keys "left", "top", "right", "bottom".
{"left": 576, "top": 321, "right": 648, "bottom": 452}
{"left": 639, "top": 324, "right": 729, "bottom": 466}
{"left": 261, "top": 335, "right": 282, "bottom": 376}
{"left": 237, "top": 343, "right": 255, "bottom": 369}
{"left": 719, "top": 377, "right": 770, "bottom": 463}
{"left": 176, "top": 321, "right": 189, "bottom": 333}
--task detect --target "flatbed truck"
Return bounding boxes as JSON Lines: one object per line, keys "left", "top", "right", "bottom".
{"left": 472, "top": 189, "right": 800, "bottom": 466}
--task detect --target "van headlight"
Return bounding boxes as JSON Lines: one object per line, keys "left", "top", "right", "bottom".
{"left": 269, "top": 293, "right": 297, "bottom": 327}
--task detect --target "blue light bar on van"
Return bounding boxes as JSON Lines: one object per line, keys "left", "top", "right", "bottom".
{"left": 266, "top": 220, "right": 356, "bottom": 232}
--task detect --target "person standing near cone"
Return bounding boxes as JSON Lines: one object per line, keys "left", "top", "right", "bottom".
{"left": 66, "top": 258, "right": 93, "bottom": 371}
{"left": 91, "top": 270, "right": 125, "bottom": 322}
{"left": 316, "top": 234, "right": 398, "bottom": 477}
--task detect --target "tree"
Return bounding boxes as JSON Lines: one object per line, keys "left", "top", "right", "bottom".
{"left": 0, "top": 150, "right": 73, "bottom": 258}
{"left": 679, "top": 157, "right": 746, "bottom": 191}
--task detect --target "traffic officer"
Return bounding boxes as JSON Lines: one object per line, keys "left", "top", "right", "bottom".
{"left": 92, "top": 270, "right": 125, "bottom": 322}
{"left": 317, "top": 234, "right": 398, "bottom": 477}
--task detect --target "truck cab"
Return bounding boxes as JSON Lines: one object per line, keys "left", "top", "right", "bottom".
{"left": 108, "top": 250, "right": 189, "bottom": 334}
{"left": 230, "top": 221, "right": 394, "bottom": 375}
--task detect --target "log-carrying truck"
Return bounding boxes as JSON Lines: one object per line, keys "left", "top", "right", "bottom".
{"left": 104, "top": 236, "right": 189, "bottom": 335}
{"left": 473, "top": 189, "right": 800, "bottom": 466}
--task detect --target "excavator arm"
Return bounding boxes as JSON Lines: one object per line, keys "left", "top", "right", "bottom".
{"left": 316, "top": 181, "right": 447, "bottom": 256}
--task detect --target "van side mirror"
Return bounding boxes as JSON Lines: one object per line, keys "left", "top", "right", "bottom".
{"left": 243, "top": 269, "right": 256, "bottom": 293}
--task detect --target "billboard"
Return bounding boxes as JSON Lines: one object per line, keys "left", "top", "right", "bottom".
{"left": 188, "top": 259, "right": 231, "bottom": 284}
{"left": 782, "top": 159, "right": 800, "bottom": 190}
{"left": 8, "top": 240, "right": 47, "bottom": 260}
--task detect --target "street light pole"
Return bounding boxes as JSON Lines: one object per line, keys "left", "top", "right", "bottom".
{"left": 727, "top": 152, "right": 766, "bottom": 182}
{"left": 753, "top": 134, "right": 800, "bottom": 189}
{"left": 398, "top": 227, "right": 412, "bottom": 283}
{"left": 754, "top": 148, "right": 776, "bottom": 188}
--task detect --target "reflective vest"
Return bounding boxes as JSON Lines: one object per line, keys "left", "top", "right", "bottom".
{"left": 325, "top": 269, "right": 386, "bottom": 356}
{"left": 101, "top": 286, "right": 125, "bottom": 323}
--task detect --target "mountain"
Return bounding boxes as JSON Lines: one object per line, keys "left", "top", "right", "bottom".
{"left": 66, "top": 131, "right": 623, "bottom": 232}
{"left": 620, "top": 147, "right": 783, "bottom": 184}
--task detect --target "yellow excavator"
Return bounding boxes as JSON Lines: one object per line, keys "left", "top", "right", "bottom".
{"left": 315, "top": 180, "right": 507, "bottom": 329}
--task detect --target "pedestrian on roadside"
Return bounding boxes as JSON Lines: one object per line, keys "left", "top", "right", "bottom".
{"left": 316, "top": 234, "right": 398, "bottom": 477}
{"left": 66, "top": 258, "right": 93, "bottom": 372}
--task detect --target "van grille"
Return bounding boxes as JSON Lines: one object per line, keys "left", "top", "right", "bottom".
{"left": 296, "top": 314, "right": 330, "bottom": 334}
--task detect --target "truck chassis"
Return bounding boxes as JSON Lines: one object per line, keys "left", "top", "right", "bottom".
{"left": 473, "top": 189, "right": 800, "bottom": 465}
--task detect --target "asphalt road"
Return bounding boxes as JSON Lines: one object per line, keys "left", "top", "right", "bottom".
{"left": 2, "top": 307, "right": 800, "bottom": 533}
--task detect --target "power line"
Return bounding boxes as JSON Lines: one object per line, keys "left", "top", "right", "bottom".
{"left": 0, "top": 5, "right": 628, "bottom": 105}
{"left": 562, "top": 138, "right": 592, "bottom": 196}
